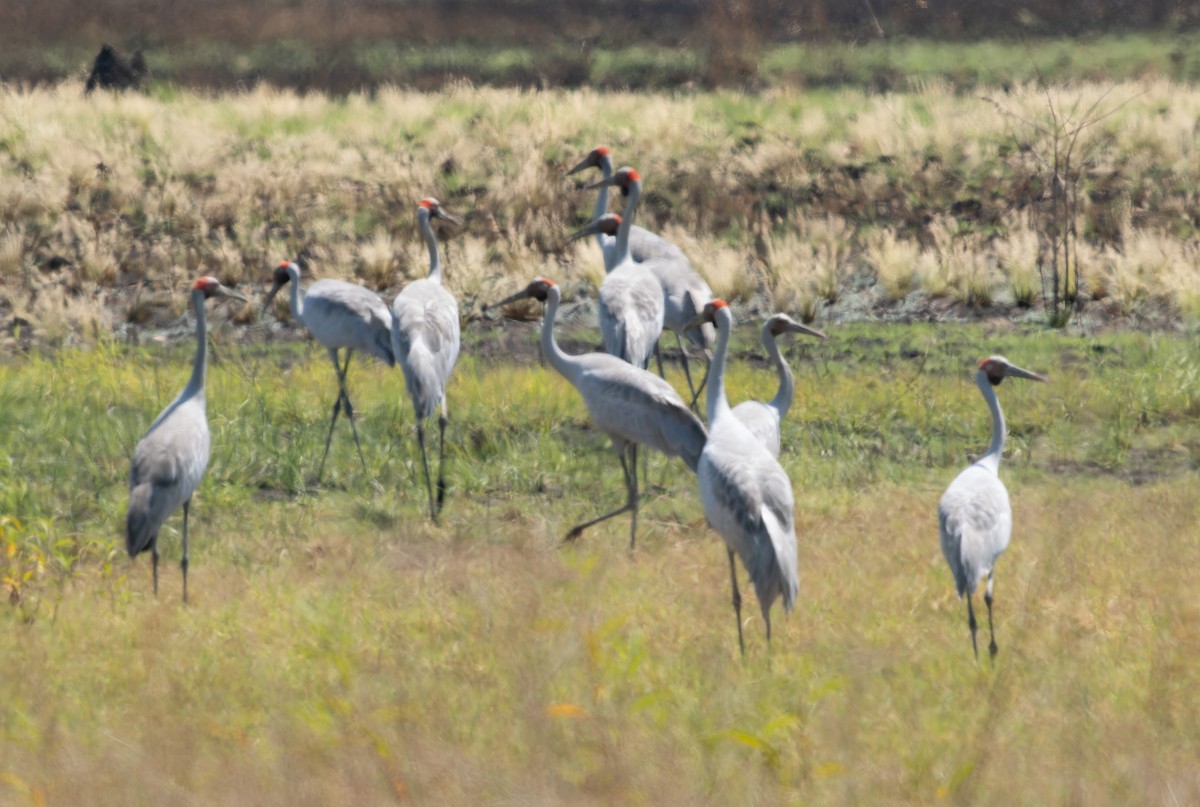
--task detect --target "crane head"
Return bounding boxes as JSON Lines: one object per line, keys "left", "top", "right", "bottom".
{"left": 683, "top": 298, "right": 730, "bottom": 332}
{"left": 419, "top": 198, "right": 461, "bottom": 226}
{"left": 566, "top": 213, "right": 621, "bottom": 243}
{"left": 978, "top": 355, "right": 1049, "bottom": 386}
{"left": 261, "top": 261, "right": 298, "bottom": 316}
{"left": 584, "top": 166, "right": 640, "bottom": 197}
{"left": 766, "top": 313, "right": 827, "bottom": 340}
{"left": 485, "top": 277, "right": 556, "bottom": 312}
{"left": 192, "top": 276, "right": 247, "bottom": 303}
{"left": 566, "top": 146, "right": 612, "bottom": 177}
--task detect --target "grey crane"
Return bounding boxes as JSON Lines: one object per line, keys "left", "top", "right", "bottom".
{"left": 731, "top": 314, "right": 827, "bottom": 459}
{"left": 126, "top": 276, "right": 246, "bottom": 602}
{"left": 392, "top": 198, "right": 461, "bottom": 522}
{"left": 486, "top": 277, "right": 706, "bottom": 548}
{"left": 261, "top": 260, "right": 395, "bottom": 482}
{"left": 939, "top": 355, "right": 1047, "bottom": 659}
{"left": 570, "top": 166, "right": 664, "bottom": 372}
{"left": 568, "top": 146, "right": 716, "bottom": 404}
{"left": 684, "top": 299, "right": 799, "bottom": 655}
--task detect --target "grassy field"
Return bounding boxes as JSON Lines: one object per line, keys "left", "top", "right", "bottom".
{"left": 2, "top": 317, "right": 1199, "bottom": 803}
{"left": 2, "top": 78, "right": 1200, "bottom": 356}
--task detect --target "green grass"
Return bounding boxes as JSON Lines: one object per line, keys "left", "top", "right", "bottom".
{"left": 2, "top": 320, "right": 1199, "bottom": 803}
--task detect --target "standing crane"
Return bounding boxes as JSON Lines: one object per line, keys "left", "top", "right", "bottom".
{"left": 391, "top": 198, "right": 461, "bottom": 522}
{"left": 126, "top": 276, "right": 246, "bottom": 603}
{"left": 568, "top": 146, "right": 716, "bottom": 404}
{"left": 939, "top": 355, "right": 1047, "bottom": 660}
{"left": 731, "top": 314, "right": 827, "bottom": 459}
{"left": 684, "top": 299, "right": 799, "bottom": 656}
{"left": 485, "top": 277, "right": 706, "bottom": 549}
{"left": 571, "top": 166, "right": 664, "bottom": 372}
{"left": 261, "top": 260, "right": 395, "bottom": 482}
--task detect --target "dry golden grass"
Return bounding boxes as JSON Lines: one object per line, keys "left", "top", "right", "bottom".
{"left": 1, "top": 79, "right": 1200, "bottom": 350}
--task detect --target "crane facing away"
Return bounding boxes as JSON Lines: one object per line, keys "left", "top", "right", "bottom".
{"left": 731, "top": 314, "right": 826, "bottom": 459}
{"left": 571, "top": 167, "right": 664, "bottom": 372}
{"left": 261, "top": 260, "right": 395, "bottom": 482}
{"left": 684, "top": 299, "right": 799, "bottom": 655}
{"left": 568, "top": 146, "right": 716, "bottom": 405}
{"left": 939, "top": 355, "right": 1047, "bottom": 659}
{"left": 126, "top": 276, "right": 246, "bottom": 602}
{"left": 392, "top": 198, "right": 461, "bottom": 522}
{"left": 486, "top": 277, "right": 706, "bottom": 549}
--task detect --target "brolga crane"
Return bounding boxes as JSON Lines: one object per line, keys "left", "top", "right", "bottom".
{"left": 486, "top": 277, "right": 706, "bottom": 549}
{"left": 939, "top": 355, "right": 1047, "bottom": 660}
{"left": 261, "top": 260, "right": 395, "bottom": 482}
{"left": 568, "top": 147, "right": 716, "bottom": 404}
{"left": 684, "top": 299, "right": 799, "bottom": 656}
{"left": 570, "top": 167, "right": 664, "bottom": 372}
{"left": 126, "top": 276, "right": 246, "bottom": 603}
{"left": 731, "top": 314, "right": 827, "bottom": 459}
{"left": 392, "top": 198, "right": 461, "bottom": 522}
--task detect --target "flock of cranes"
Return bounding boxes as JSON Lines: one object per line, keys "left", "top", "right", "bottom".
{"left": 125, "top": 149, "right": 1048, "bottom": 658}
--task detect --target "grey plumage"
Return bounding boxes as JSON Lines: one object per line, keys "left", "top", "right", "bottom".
{"left": 568, "top": 146, "right": 716, "bottom": 401}
{"left": 392, "top": 198, "right": 461, "bottom": 521}
{"left": 487, "top": 277, "right": 706, "bottom": 548}
{"left": 731, "top": 314, "right": 827, "bottom": 458}
{"left": 938, "top": 355, "right": 1048, "bottom": 659}
{"left": 261, "top": 260, "right": 394, "bottom": 481}
{"left": 688, "top": 299, "right": 799, "bottom": 656}
{"left": 126, "top": 276, "right": 246, "bottom": 602}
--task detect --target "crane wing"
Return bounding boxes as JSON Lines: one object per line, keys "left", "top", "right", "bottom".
{"left": 938, "top": 466, "right": 1012, "bottom": 596}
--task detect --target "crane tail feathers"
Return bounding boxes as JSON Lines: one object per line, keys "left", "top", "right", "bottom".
{"left": 125, "top": 483, "right": 156, "bottom": 558}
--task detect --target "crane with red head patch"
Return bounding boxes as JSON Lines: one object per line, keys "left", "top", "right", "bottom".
{"left": 939, "top": 354, "right": 1048, "bottom": 660}
{"left": 126, "top": 276, "right": 245, "bottom": 602}
{"left": 391, "top": 196, "right": 462, "bottom": 522}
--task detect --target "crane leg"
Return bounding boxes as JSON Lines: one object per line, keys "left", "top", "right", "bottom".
{"left": 336, "top": 352, "right": 369, "bottom": 476}
{"left": 688, "top": 350, "right": 712, "bottom": 412}
{"left": 985, "top": 574, "right": 998, "bottom": 658}
{"left": 151, "top": 535, "right": 159, "bottom": 597}
{"left": 729, "top": 550, "right": 745, "bottom": 657}
{"left": 316, "top": 350, "right": 345, "bottom": 483}
{"left": 181, "top": 498, "right": 190, "bottom": 604}
{"left": 436, "top": 398, "right": 449, "bottom": 515}
{"left": 675, "top": 332, "right": 699, "bottom": 410}
{"left": 564, "top": 450, "right": 635, "bottom": 543}
{"left": 416, "top": 419, "right": 437, "bottom": 523}
{"left": 654, "top": 342, "right": 666, "bottom": 379}
{"left": 628, "top": 444, "right": 639, "bottom": 551}
{"left": 966, "top": 593, "right": 980, "bottom": 661}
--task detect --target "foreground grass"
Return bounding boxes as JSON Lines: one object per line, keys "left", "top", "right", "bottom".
{"left": 1, "top": 321, "right": 1198, "bottom": 803}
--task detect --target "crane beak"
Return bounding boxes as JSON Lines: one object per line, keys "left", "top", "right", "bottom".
{"left": 583, "top": 175, "right": 619, "bottom": 191}
{"left": 432, "top": 208, "right": 461, "bottom": 226}
{"left": 484, "top": 287, "right": 533, "bottom": 312}
{"left": 220, "top": 288, "right": 249, "bottom": 304}
{"left": 782, "top": 320, "right": 827, "bottom": 340}
{"left": 260, "top": 282, "right": 283, "bottom": 317}
{"left": 565, "top": 219, "right": 607, "bottom": 243}
{"left": 682, "top": 310, "right": 713, "bottom": 333}
{"left": 565, "top": 154, "right": 597, "bottom": 177}
{"left": 1005, "top": 364, "right": 1049, "bottom": 383}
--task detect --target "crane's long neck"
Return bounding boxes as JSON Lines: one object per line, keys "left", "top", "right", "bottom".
{"left": 420, "top": 209, "right": 443, "bottom": 283}
{"left": 614, "top": 179, "right": 640, "bottom": 266}
{"left": 593, "top": 155, "right": 613, "bottom": 237}
{"left": 287, "top": 266, "right": 304, "bottom": 321}
{"left": 539, "top": 286, "right": 580, "bottom": 385}
{"left": 706, "top": 309, "right": 733, "bottom": 427}
{"left": 764, "top": 327, "right": 795, "bottom": 418}
{"left": 182, "top": 289, "right": 208, "bottom": 401}
{"left": 977, "top": 369, "right": 1005, "bottom": 472}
